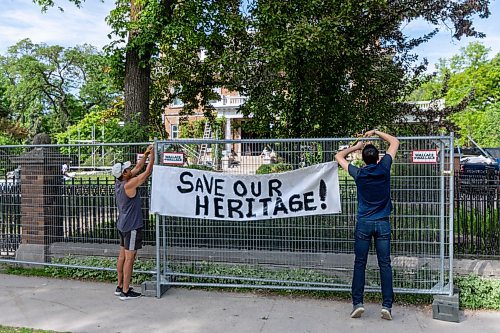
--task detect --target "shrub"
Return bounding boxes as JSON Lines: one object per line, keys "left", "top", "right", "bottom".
{"left": 456, "top": 274, "right": 500, "bottom": 310}
{"left": 256, "top": 163, "right": 293, "bottom": 174}
{"left": 185, "top": 164, "right": 219, "bottom": 172}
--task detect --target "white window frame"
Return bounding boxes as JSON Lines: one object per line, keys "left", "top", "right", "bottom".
{"left": 171, "top": 124, "right": 179, "bottom": 139}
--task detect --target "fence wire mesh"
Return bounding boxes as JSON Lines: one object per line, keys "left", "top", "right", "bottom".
{"left": 0, "top": 143, "right": 156, "bottom": 274}
{"left": 155, "top": 137, "right": 454, "bottom": 295}
{"left": 0, "top": 137, "right": 462, "bottom": 295}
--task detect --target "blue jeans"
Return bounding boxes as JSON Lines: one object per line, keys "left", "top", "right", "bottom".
{"left": 352, "top": 219, "right": 393, "bottom": 308}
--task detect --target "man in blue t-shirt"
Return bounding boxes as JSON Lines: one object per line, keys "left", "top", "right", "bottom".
{"left": 336, "top": 130, "right": 399, "bottom": 321}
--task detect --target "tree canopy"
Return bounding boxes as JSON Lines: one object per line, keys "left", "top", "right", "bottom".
{"left": 408, "top": 42, "right": 499, "bottom": 147}
{"left": 0, "top": 39, "right": 120, "bottom": 142}
{"left": 27, "top": 0, "right": 494, "bottom": 141}
{"left": 156, "top": 0, "right": 491, "bottom": 138}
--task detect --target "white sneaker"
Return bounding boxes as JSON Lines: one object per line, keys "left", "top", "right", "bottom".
{"left": 381, "top": 307, "right": 393, "bottom": 320}
{"left": 350, "top": 304, "right": 365, "bottom": 318}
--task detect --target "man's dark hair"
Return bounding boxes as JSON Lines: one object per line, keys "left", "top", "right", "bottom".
{"left": 362, "top": 144, "right": 379, "bottom": 165}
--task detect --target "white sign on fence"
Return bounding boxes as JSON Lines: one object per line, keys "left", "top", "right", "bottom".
{"left": 162, "top": 152, "right": 184, "bottom": 165}
{"left": 136, "top": 153, "right": 150, "bottom": 163}
{"left": 150, "top": 162, "right": 341, "bottom": 221}
{"left": 411, "top": 150, "right": 438, "bottom": 163}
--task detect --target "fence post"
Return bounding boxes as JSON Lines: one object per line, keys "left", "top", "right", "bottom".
{"left": 10, "top": 146, "right": 67, "bottom": 263}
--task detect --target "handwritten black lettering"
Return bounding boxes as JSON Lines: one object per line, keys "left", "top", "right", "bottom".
{"left": 177, "top": 171, "right": 194, "bottom": 193}
{"left": 214, "top": 197, "right": 224, "bottom": 218}
{"left": 228, "top": 199, "right": 244, "bottom": 218}
{"left": 259, "top": 197, "right": 272, "bottom": 216}
{"left": 234, "top": 180, "right": 248, "bottom": 197}
{"left": 273, "top": 197, "right": 288, "bottom": 215}
{"left": 304, "top": 191, "right": 317, "bottom": 211}
{"left": 246, "top": 198, "right": 256, "bottom": 218}
{"left": 289, "top": 194, "right": 303, "bottom": 212}
{"left": 214, "top": 178, "right": 225, "bottom": 197}
{"left": 268, "top": 179, "right": 282, "bottom": 196}
{"left": 250, "top": 181, "right": 262, "bottom": 197}
{"left": 195, "top": 195, "right": 209, "bottom": 216}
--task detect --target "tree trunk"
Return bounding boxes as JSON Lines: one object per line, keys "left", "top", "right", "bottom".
{"left": 123, "top": 0, "right": 151, "bottom": 129}
{"left": 124, "top": 44, "right": 151, "bottom": 127}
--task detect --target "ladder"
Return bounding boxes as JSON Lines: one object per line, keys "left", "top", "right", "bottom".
{"left": 197, "top": 121, "right": 212, "bottom": 164}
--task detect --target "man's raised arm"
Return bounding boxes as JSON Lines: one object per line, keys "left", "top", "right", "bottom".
{"left": 364, "top": 130, "right": 399, "bottom": 160}
{"left": 131, "top": 145, "right": 153, "bottom": 177}
{"left": 335, "top": 141, "right": 364, "bottom": 171}
{"left": 125, "top": 146, "right": 155, "bottom": 198}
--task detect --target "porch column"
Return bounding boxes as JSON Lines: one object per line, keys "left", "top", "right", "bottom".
{"left": 225, "top": 117, "right": 232, "bottom": 152}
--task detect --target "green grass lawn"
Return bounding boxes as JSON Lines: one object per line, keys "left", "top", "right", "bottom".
{"left": 0, "top": 326, "right": 66, "bottom": 333}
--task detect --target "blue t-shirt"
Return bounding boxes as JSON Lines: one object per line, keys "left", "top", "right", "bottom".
{"left": 348, "top": 154, "right": 393, "bottom": 221}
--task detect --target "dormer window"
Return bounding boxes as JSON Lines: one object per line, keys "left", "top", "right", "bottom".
{"left": 170, "top": 86, "right": 183, "bottom": 107}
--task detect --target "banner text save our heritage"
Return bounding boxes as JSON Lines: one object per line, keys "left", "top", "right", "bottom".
{"left": 150, "top": 162, "right": 341, "bottom": 221}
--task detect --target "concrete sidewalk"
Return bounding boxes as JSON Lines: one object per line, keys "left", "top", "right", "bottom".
{"left": 0, "top": 274, "right": 499, "bottom": 333}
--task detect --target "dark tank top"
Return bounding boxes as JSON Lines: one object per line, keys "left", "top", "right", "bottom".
{"left": 115, "top": 180, "right": 143, "bottom": 232}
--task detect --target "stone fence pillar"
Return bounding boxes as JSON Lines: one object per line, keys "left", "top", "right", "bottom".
{"left": 11, "top": 147, "right": 67, "bottom": 263}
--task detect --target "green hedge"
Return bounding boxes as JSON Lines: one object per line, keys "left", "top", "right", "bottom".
{"left": 256, "top": 163, "right": 293, "bottom": 174}
{"left": 455, "top": 274, "right": 500, "bottom": 310}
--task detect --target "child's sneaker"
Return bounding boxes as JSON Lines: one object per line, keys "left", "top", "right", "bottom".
{"left": 119, "top": 289, "right": 142, "bottom": 300}
{"left": 381, "top": 307, "right": 393, "bottom": 320}
{"left": 350, "top": 304, "right": 365, "bottom": 318}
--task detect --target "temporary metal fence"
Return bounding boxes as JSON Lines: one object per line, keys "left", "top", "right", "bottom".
{"left": 0, "top": 137, "right": 456, "bottom": 297}
{"left": 0, "top": 142, "right": 156, "bottom": 275}
{"left": 154, "top": 136, "right": 455, "bottom": 297}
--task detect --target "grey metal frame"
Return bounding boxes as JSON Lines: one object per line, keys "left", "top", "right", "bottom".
{"left": 0, "top": 142, "right": 156, "bottom": 276}
{"left": 153, "top": 136, "right": 455, "bottom": 298}
{"left": 0, "top": 137, "right": 454, "bottom": 298}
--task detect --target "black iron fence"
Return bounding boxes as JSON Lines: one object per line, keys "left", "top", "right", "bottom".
{"left": 60, "top": 178, "right": 155, "bottom": 245}
{"left": 1, "top": 169, "right": 498, "bottom": 258}
{"left": 0, "top": 142, "right": 498, "bottom": 260}
{"left": 0, "top": 179, "right": 21, "bottom": 256}
{"left": 454, "top": 168, "right": 500, "bottom": 258}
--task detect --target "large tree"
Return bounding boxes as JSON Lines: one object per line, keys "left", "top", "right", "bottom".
{"left": 229, "top": 0, "right": 491, "bottom": 138}
{"left": 407, "top": 42, "right": 499, "bottom": 146}
{"left": 151, "top": 0, "right": 491, "bottom": 138}
{"left": 33, "top": 0, "right": 243, "bottom": 140}
{"left": 107, "top": 0, "right": 248, "bottom": 136}
{"left": 34, "top": 0, "right": 491, "bottom": 139}
{"left": 0, "top": 38, "right": 119, "bottom": 140}
{"left": 106, "top": 0, "right": 176, "bottom": 131}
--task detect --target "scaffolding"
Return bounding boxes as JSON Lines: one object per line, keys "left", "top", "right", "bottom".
{"left": 68, "top": 125, "right": 110, "bottom": 170}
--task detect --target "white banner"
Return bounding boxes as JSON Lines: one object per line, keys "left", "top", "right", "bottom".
{"left": 150, "top": 162, "right": 341, "bottom": 221}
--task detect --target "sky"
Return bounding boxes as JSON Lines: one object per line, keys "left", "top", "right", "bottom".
{"left": 0, "top": 0, "right": 499, "bottom": 71}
